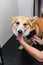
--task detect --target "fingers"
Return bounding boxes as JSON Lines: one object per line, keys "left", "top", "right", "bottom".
{"left": 32, "top": 38, "right": 39, "bottom": 43}
{"left": 32, "top": 35, "right": 41, "bottom": 43}
{"left": 34, "top": 35, "right": 40, "bottom": 40}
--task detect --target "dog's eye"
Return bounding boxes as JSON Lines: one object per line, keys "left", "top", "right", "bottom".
{"left": 23, "top": 23, "right": 27, "bottom": 26}
{"left": 16, "top": 22, "right": 19, "bottom": 25}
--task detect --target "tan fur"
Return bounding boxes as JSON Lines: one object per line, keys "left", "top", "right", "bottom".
{"left": 11, "top": 16, "right": 30, "bottom": 27}
{"left": 29, "top": 17, "right": 43, "bottom": 36}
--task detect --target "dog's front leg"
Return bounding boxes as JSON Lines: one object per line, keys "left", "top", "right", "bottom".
{"left": 18, "top": 45, "right": 23, "bottom": 50}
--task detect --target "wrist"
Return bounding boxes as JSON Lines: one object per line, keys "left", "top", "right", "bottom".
{"left": 19, "top": 39, "right": 25, "bottom": 45}
{"left": 19, "top": 39, "right": 24, "bottom": 43}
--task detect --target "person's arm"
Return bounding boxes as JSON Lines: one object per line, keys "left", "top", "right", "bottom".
{"left": 17, "top": 37, "right": 43, "bottom": 62}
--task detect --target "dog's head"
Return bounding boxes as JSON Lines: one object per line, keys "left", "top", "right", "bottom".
{"left": 11, "top": 16, "right": 38, "bottom": 37}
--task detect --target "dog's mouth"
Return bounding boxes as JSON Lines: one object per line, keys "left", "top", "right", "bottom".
{"left": 17, "top": 34, "right": 23, "bottom": 38}
{"left": 17, "top": 26, "right": 30, "bottom": 37}
{"left": 17, "top": 30, "right": 23, "bottom": 37}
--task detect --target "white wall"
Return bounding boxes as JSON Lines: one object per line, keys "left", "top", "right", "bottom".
{"left": 0, "top": 0, "right": 34, "bottom": 47}
{"left": 0, "top": 0, "right": 18, "bottom": 47}
{"left": 18, "top": 0, "right": 34, "bottom": 17}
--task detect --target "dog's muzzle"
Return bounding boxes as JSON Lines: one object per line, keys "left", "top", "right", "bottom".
{"left": 18, "top": 30, "right": 23, "bottom": 34}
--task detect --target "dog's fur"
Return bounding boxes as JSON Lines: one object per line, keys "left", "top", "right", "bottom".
{"left": 11, "top": 16, "right": 43, "bottom": 49}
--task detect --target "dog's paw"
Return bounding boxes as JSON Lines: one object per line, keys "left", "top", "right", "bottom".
{"left": 18, "top": 45, "right": 23, "bottom": 50}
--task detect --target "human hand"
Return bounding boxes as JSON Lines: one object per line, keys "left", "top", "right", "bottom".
{"left": 31, "top": 35, "right": 43, "bottom": 45}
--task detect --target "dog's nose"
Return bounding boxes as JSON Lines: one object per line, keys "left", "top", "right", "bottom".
{"left": 18, "top": 30, "right": 22, "bottom": 34}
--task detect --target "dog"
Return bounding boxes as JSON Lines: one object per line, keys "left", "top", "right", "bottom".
{"left": 11, "top": 16, "right": 43, "bottom": 49}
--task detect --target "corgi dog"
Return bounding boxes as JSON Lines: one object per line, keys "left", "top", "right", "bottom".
{"left": 11, "top": 16, "right": 43, "bottom": 49}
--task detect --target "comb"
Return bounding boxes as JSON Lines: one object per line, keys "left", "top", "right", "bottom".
{"left": 26, "top": 30, "right": 36, "bottom": 39}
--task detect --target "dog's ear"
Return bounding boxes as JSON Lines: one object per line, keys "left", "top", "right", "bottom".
{"left": 30, "top": 16, "right": 38, "bottom": 25}
{"left": 11, "top": 17, "right": 15, "bottom": 27}
{"left": 11, "top": 17, "right": 17, "bottom": 28}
